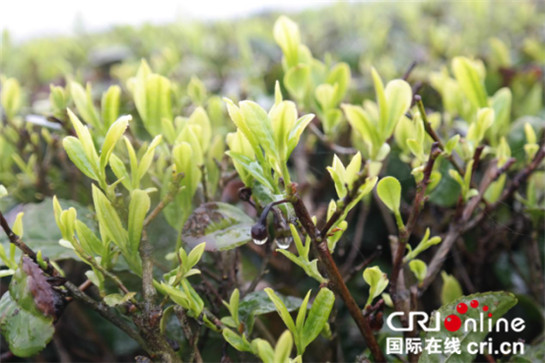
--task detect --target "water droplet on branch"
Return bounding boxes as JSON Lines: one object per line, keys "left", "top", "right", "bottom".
{"left": 275, "top": 237, "right": 293, "bottom": 249}
{"left": 253, "top": 238, "right": 267, "bottom": 245}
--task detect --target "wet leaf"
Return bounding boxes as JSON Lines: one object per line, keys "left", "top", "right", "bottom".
{"left": 10, "top": 256, "right": 63, "bottom": 318}
{"left": 420, "top": 291, "right": 518, "bottom": 363}
{"left": 239, "top": 290, "right": 302, "bottom": 333}
{"left": 181, "top": 202, "right": 254, "bottom": 251}
{"left": 0, "top": 198, "right": 96, "bottom": 265}
{"left": 0, "top": 292, "right": 55, "bottom": 358}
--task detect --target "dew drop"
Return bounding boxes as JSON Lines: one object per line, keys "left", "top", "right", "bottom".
{"left": 275, "top": 237, "right": 293, "bottom": 249}
{"left": 253, "top": 238, "right": 267, "bottom": 246}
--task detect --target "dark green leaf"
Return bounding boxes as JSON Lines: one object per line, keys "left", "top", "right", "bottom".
{"left": 0, "top": 198, "right": 96, "bottom": 264}
{"left": 0, "top": 292, "right": 55, "bottom": 358}
{"left": 239, "top": 290, "right": 302, "bottom": 333}
{"left": 182, "top": 202, "right": 254, "bottom": 251}
{"left": 420, "top": 291, "right": 518, "bottom": 363}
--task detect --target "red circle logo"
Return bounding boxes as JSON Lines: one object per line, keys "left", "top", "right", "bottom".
{"left": 456, "top": 302, "right": 468, "bottom": 314}
{"left": 444, "top": 314, "right": 462, "bottom": 332}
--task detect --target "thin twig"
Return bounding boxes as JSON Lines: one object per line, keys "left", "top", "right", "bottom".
{"left": 143, "top": 172, "right": 184, "bottom": 227}
{"left": 309, "top": 123, "right": 357, "bottom": 155}
{"left": 421, "top": 143, "right": 543, "bottom": 291}
{"left": 390, "top": 143, "right": 441, "bottom": 304}
{"left": 289, "top": 191, "right": 386, "bottom": 362}
{"left": 200, "top": 164, "right": 209, "bottom": 203}
{"left": 341, "top": 202, "right": 369, "bottom": 275}
{"left": 320, "top": 173, "right": 371, "bottom": 236}
{"left": 402, "top": 61, "right": 417, "bottom": 81}
{"left": 0, "top": 210, "right": 57, "bottom": 276}
{"left": 63, "top": 281, "right": 146, "bottom": 348}
{"left": 175, "top": 307, "right": 204, "bottom": 363}
{"left": 244, "top": 245, "right": 272, "bottom": 296}
{"left": 415, "top": 96, "right": 466, "bottom": 177}
{"left": 343, "top": 246, "right": 383, "bottom": 283}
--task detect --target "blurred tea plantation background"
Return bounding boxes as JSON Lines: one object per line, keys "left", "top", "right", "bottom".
{"left": 1, "top": 0, "right": 544, "bottom": 361}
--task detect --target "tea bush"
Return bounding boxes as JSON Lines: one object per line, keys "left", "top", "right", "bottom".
{"left": 0, "top": 1, "right": 544, "bottom": 362}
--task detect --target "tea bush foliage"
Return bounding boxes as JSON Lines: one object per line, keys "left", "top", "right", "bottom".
{"left": 0, "top": 1, "right": 544, "bottom": 362}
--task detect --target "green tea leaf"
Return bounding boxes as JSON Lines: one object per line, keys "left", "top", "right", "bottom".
{"left": 254, "top": 338, "right": 275, "bottom": 363}
{"left": 302, "top": 288, "right": 335, "bottom": 350}
{"left": 376, "top": 176, "right": 402, "bottom": 214}
{"left": 239, "top": 101, "right": 277, "bottom": 160}
{"left": 287, "top": 114, "right": 314, "bottom": 156}
{"left": 452, "top": 57, "right": 488, "bottom": 109}
{"left": 222, "top": 328, "right": 252, "bottom": 352}
{"left": 409, "top": 259, "right": 427, "bottom": 283}
{"left": 441, "top": 271, "right": 463, "bottom": 305}
{"left": 101, "top": 85, "right": 121, "bottom": 128}
{"left": 70, "top": 82, "right": 102, "bottom": 131}
{"left": 382, "top": 79, "right": 412, "bottom": 139}
{"left": 63, "top": 136, "right": 99, "bottom": 180}
{"left": 274, "top": 330, "right": 294, "bottom": 363}
{"left": 1, "top": 78, "right": 22, "bottom": 120}
{"left": 132, "top": 61, "right": 172, "bottom": 136}
{"left": 265, "top": 288, "right": 297, "bottom": 333}
{"left": 100, "top": 115, "right": 131, "bottom": 171}
{"left": 274, "top": 16, "right": 301, "bottom": 68}
{"left": 284, "top": 65, "right": 310, "bottom": 101}
{"left": 363, "top": 266, "right": 389, "bottom": 307}
{"left": 92, "top": 185, "right": 129, "bottom": 259}
{"left": 127, "top": 189, "right": 150, "bottom": 256}
{"left": 227, "top": 152, "right": 275, "bottom": 191}
{"left": 326, "top": 63, "right": 350, "bottom": 105}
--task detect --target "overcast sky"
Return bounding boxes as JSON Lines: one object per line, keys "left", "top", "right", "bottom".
{"left": 0, "top": 0, "right": 323, "bottom": 42}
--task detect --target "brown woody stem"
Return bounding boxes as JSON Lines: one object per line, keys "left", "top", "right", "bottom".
{"left": 422, "top": 141, "right": 544, "bottom": 291}
{"left": 289, "top": 193, "right": 386, "bottom": 362}
{"left": 389, "top": 143, "right": 441, "bottom": 304}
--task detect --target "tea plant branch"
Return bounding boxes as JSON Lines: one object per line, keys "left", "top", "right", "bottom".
{"left": 143, "top": 172, "right": 184, "bottom": 227}
{"left": 309, "top": 122, "right": 357, "bottom": 155}
{"left": 320, "top": 173, "right": 371, "bottom": 236}
{"left": 63, "top": 281, "right": 146, "bottom": 348}
{"left": 200, "top": 164, "right": 210, "bottom": 203}
{"left": 343, "top": 246, "right": 382, "bottom": 283}
{"left": 341, "top": 202, "right": 369, "bottom": 275}
{"left": 244, "top": 242, "right": 272, "bottom": 296}
{"left": 420, "top": 141, "right": 545, "bottom": 291}
{"left": 402, "top": 61, "right": 417, "bottom": 81}
{"left": 138, "top": 232, "right": 175, "bottom": 360}
{"left": 489, "top": 138, "right": 545, "bottom": 210}
{"left": 415, "top": 95, "right": 466, "bottom": 177}
{"left": 175, "top": 307, "right": 204, "bottom": 363}
{"left": 0, "top": 209, "right": 58, "bottom": 276}
{"left": 0, "top": 210, "right": 159, "bottom": 357}
{"left": 288, "top": 190, "right": 386, "bottom": 362}
{"left": 390, "top": 143, "right": 441, "bottom": 305}
{"left": 140, "top": 231, "right": 156, "bottom": 307}
{"left": 2, "top": 207, "right": 183, "bottom": 361}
